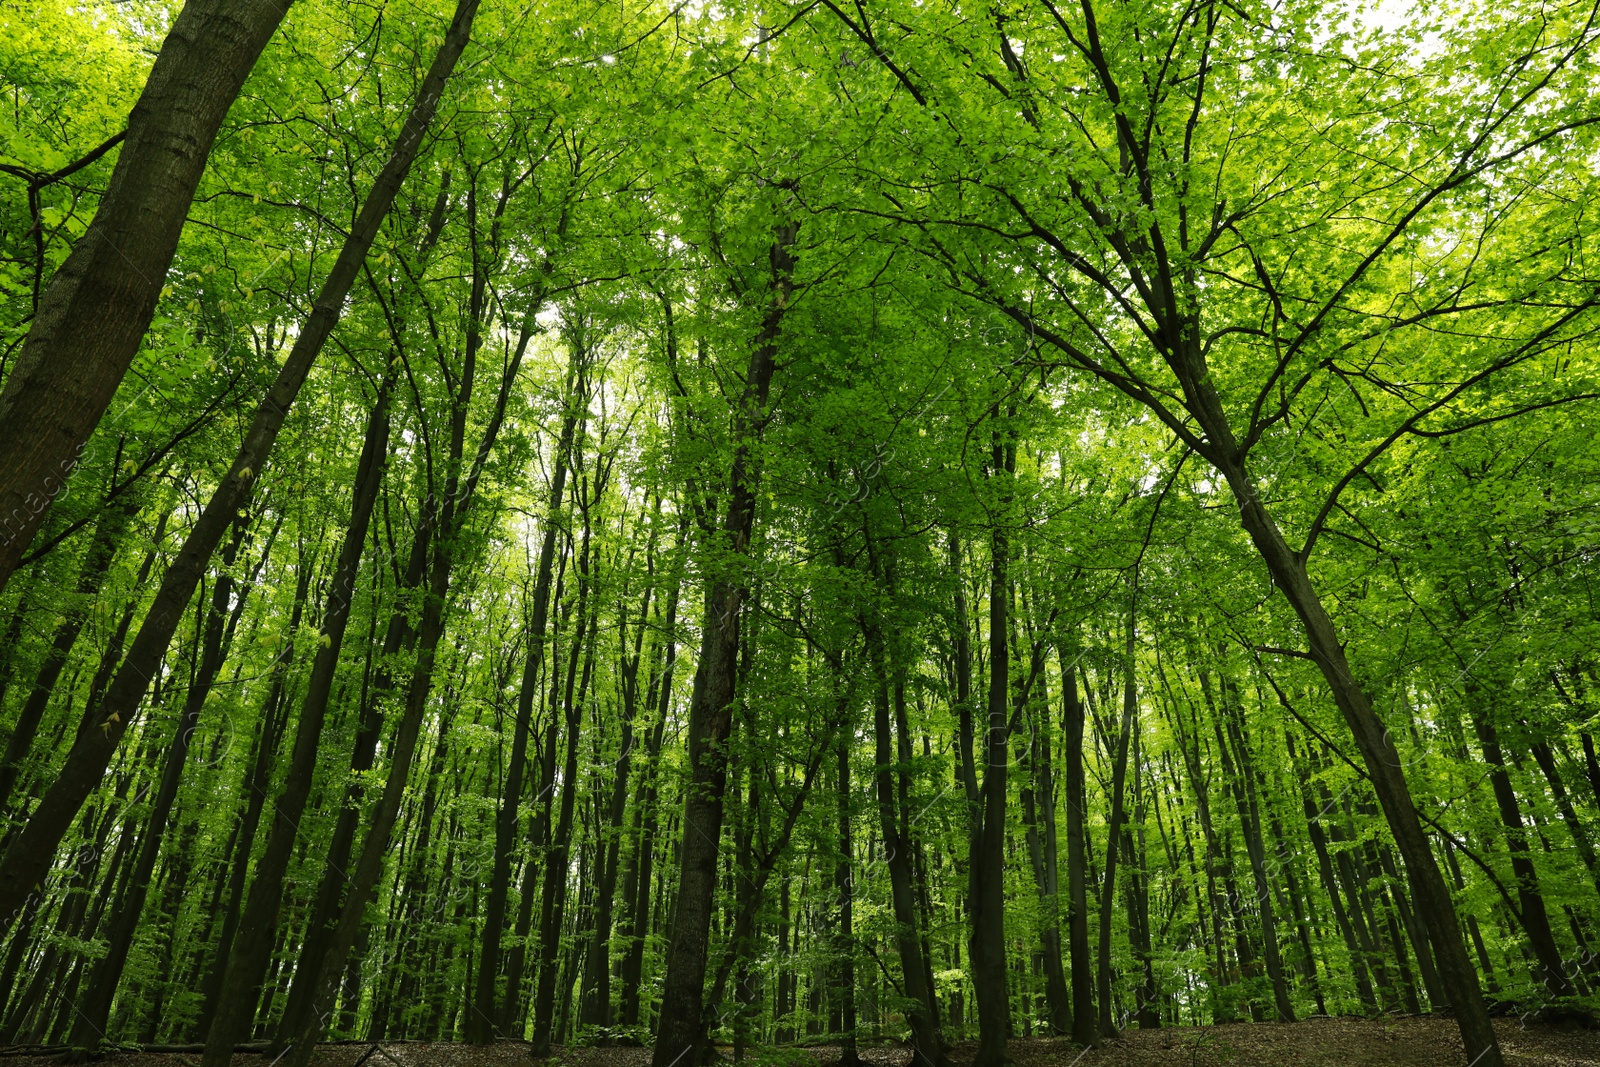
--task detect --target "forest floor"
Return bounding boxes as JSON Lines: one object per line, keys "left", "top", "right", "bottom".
{"left": 4, "top": 1019, "right": 1597, "bottom": 1067}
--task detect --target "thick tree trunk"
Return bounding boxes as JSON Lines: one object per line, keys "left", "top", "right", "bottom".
{"left": 0, "top": 0, "right": 289, "bottom": 594}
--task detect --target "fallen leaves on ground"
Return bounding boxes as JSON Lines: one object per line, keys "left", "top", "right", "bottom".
{"left": 3, "top": 1017, "right": 1595, "bottom": 1067}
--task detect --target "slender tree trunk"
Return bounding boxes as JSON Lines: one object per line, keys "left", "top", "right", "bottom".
{"left": 1123, "top": 725, "right": 1159, "bottom": 1027}
{"left": 0, "top": 494, "right": 137, "bottom": 813}
{"left": 650, "top": 224, "right": 795, "bottom": 1067}
{"left": 868, "top": 632, "right": 945, "bottom": 1067}
{"left": 68, "top": 515, "right": 252, "bottom": 1050}
{"left": 835, "top": 724, "right": 861, "bottom": 1067}
{"left": 1213, "top": 669, "right": 1294, "bottom": 1021}
{"left": 579, "top": 553, "right": 652, "bottom": 1031}
{"left": 1530, "top": 739, "right": 1600, "bottom": 897}
{"left": 619, "top": 525, "right": 684, "bottom": 1028}
{"left": 199, "top": 377, "right": 393, "bottom": 1067}
{"left": 532, "top": 522, "right": 597, "bottom": 1055}
{"left": 1058, "top": 646, "right": 1098, "bottom": 1047}
{"left": 471, "top": 331, "right": 582, "bottom": 1043}
{"left": 276, "top": 515, "right": 428, "bottom": 1045}
{"left": 0, "top": 0, "right": 290, "bottom": 594}
{"left": 1471, "top": 712, "right": 1570, "bottom": 998}
{"left": 1015, "top": 641, "right": 1070, "bottom": 1036}
{"left": 969, "top": 432, "right": 1015, "bottom": 1067}
{"left": 279, "top": 511, "right": 454, "bottom": 1066}
{"left": 1186, "top": 445, "right": 1495, "bottom": 1062}
{"left": 0, "top": 0, "right": 475, "bottom": 931}
{"left": 1095, "top": 583, "right": 1138, "bottom": 1037}
{"left": 1287, "top": 734, "right": 1377, "bottom": 1009}
{"left": 195, "top": 545, "right": 315, "bottom": 1032}
{"left": 502, "top": 553, "right": 571, "bottom": 1033}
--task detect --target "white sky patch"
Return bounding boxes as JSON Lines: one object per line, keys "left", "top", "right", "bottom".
{"left": 1342, "top": 0, "right": 1448, "bottom": 58}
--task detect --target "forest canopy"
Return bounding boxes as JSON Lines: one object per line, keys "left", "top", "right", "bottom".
{"left": 0, "top": 1, "right": 1597, "bottom": 1066}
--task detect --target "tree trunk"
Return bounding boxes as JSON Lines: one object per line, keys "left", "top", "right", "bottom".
{"left": 618, "top": 522, "right": 684, "bottom": 1028}
{"left": 1015, "top": 645, "right": 1070, "bottom": 1036}
{"left": 278, "top": 508, "right": 455, "bottom": 1066}
{"left": 0, "top": 494, "right": 137, "bottom": 813}
{"left": 1095, "top": 584, "right": 1138, "bottom": 1037}
{"left": 195, "top": 542, "right": 315, "bottom": 1032}
{"left": 0, "top": 0, "right": 473, "bottom": 931}
{"left": 532, "top": 523, "right": 597, "bottom": 1055}
{"left": 1213, "top": 668, "right": 1294, "bottom": 1021}
{"left": 835, "top": 725, "right": 861, "bottom": 1067}
{"left": 199, "top": 376, "right": 393, "bottom": 1067}
{"left": 1530, "top": 738, "right": 1600, "bottom": 898}
{"left": 869, "top": 637, "right": 945, "bottom": 1067}
{"left": 1123, "top": 723, "right": 1159, "bottom": 1027}
{"left": 68, "top": 514, "right": 252, "bottom": 1049}
{"left": 0, "top": 0, "right": 290, "bottom": 595}
{"left": 970, "top": 436, "right": 1014, "bottom": 1067}
{"left": 471, "top": 330, "right": 583, "bottom": 1043}
{"left": 1213, "top": 447, "right": 1502, "bottom": 1066}
{"left": 1471, "top": 712, "right": 1570, "bottom": 999}
{"left": 1058, "top": 646, "right": 1098, "bottom": 1048}
{"left": 1286, "top": 733, "right": 1377, "bottom": 1010}
{"left": 650, "top": 224, "right": 795, "bottom": 1067}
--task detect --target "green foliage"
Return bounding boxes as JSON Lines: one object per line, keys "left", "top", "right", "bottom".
{"left": 0, "top": 0, "right": 1597, "bottom": 1050}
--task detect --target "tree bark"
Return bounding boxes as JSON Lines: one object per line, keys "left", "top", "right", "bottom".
{"left": 195, "top": 540, "right": 314, "bottom": 1032}
{"left": 1058, "top": 645, "right": 1098, "bottom": 1047}
{"left": 1095, "top": 585, "right": 1138, "bottom": 1037}
{"left": 199, "top": 375, "right": 392, "bottom": 1067}
{"left": 650, "top": 223, "right": 795, "bottom": 1067}
{"left": 1212, "top": 447, "right": 1502, "bottom": 1065}
{"left": 1016, "top": 641, "right": 1070, "bottom": 1036}
{"left": 969, "top": 432, "right": 1014, "bottom": 1067}
{"left": 835, "top": 724, "right": 861, "bottom": 1067}
{"left": 0, "top": 0, "right": 290, "bottom": 594}
{"left": 868, "top": 633, "right": 945, "bottom": 1067}
{"left": 67, "top": 514, "right": 253, "bottom": 1050}
{"left": 0, "top": 0, "right": 473, "bottom": 933}
{"left": 532, "top": 511, "right": 598, "bottom": 1055}
{"left": 1286, "top": 733, "right": 1377, "bottom": 1009}
{"left": 0, "top": 494, "right": 137, "bottom": 813}
{"left": 1213, "top": 668, "right": 1294, "bottom": 1021}
{"left": 470, "top": 327, "right": 582, "bottom": 1043}
{"left": 1471, "top": 713, "right": 1570, "bottom": 999}
{"left": 618, "top": 524, "right": 684, "bottom": 1028}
